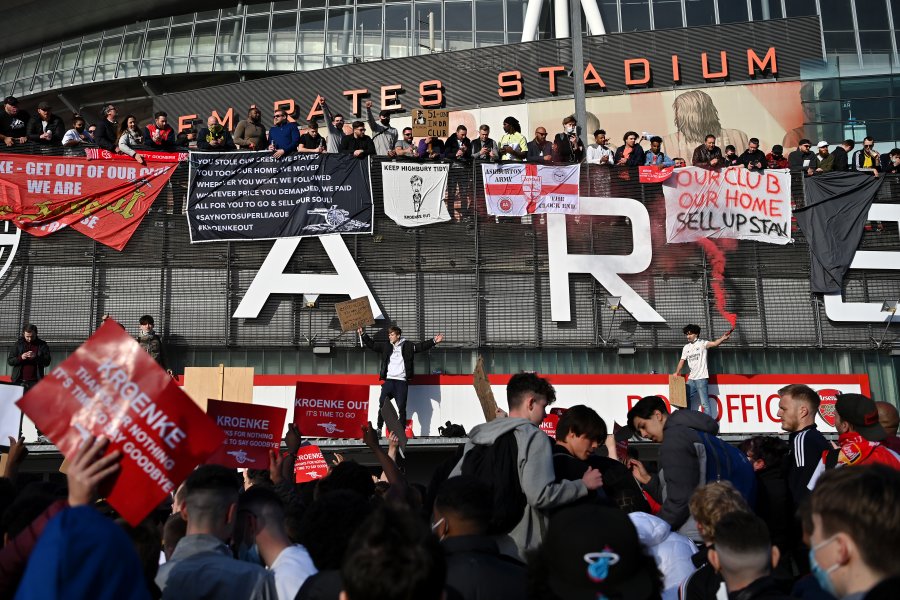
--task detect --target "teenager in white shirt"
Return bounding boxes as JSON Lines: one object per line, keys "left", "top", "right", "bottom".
{"left": 673, "top": 324, "right": 731, "bottom": 419}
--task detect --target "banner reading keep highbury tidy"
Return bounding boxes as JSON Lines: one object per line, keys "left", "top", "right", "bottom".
{"left": 380, "top": 162, "right": 450, "bottom": 227}
{"left": 187, "top": 151, "right": 372, "bottom": 242}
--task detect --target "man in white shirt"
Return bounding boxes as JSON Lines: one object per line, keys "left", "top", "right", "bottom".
{"left": 235, "top": 486, "right": 317, "bottom": 600}
{"left": 673, "top": 324, "right": 730, "bottom": 419}
{"left": 586, "top": 129, "right": 614, "bottom": 165}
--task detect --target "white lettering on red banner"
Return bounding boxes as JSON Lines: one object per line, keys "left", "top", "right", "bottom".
{"left": 294, "top": 382, "right": 370, "bottom": 438}
{"left": 294, "top": 445, "right": 330, "bottom": 483}
{"left": 205, "top": 399, "right": 286, "bottom": 469}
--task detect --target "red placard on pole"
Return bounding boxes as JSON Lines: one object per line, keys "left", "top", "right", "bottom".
{"left": 16, "top": 320, "right": 224, "bottom": 526}
{"left": 294, "top": 382, "right": 370, "bottom": 438}
{"left": 294, "top": 445, "right": 330, "bottom": 483}
{"left": 205, "top": 399, "right": 286, "bottom": 469}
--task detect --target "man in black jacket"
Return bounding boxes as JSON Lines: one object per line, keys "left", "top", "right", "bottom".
{"left": 787, "top": 139, "right": 815, "bottom": 174}
{"left": 830, "top": 139, "right": 854, "bottom": 172}
{"left": 739, "top": 137, "right": 767, "bottom": 171}
{"left": 7, "top": 324, "right": 51, "bottom": 391}
{"left": 358, "top": 325, "right": 443, "bottom": 430}
{"left": 93, "top": 104, "right": 119, "bottom": 151}
{"left": 26, "top": 102, "right": 65, "bottom": 146}
{"left": 340, "top": 121, "right": 376, "bottom": 159}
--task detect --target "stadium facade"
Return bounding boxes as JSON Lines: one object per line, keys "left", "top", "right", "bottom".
{"left": 0, "top": 0, "right": 898, "bottom": 420}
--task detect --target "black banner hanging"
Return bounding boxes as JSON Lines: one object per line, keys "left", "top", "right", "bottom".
{"left": 187, "top": 151, "right": 372, "bottom": 242}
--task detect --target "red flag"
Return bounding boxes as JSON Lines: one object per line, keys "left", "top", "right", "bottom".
{"left": 205, "top": 399, "right": 286, "bottom": 469}
{"left": 294, "top": 445, "right": 330, "bottom": 483}
{"left": 84, "top": 147, "right": 188, "bottom": 163}
{"left": 294, "top": 382, "right": 370, "bottom": 439}
{"left": 16, "top": 320, "right": 224, "bottom": 526}
{"left": 0, "top": 153, "right": 178, "bottom": 250}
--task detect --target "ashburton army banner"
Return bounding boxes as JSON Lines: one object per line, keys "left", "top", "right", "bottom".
{"left": 664, "top": 166, "right": 792, "bottom": 245}
{"left": 0, "top": 153, "right": 178, "bottom": 250}
{"left": 380, "top": 161, "right": 450, "bottom": 227}
{"left": 482, "top": 162, "right": 580, "bottom": 216}
{"left": 187, "top": 151, "right": 372, "bottom": 242}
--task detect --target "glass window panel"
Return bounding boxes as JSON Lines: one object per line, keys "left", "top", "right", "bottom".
{"left": 31, "top": 73, "right": 52, "bottom": 92}
{"left": 384, "top": 5, "right": 411, "bottom": 57}
{"left": 824, "top": 31, "right": 857, "bottom": 53}
{"left": 271, "top": 13, "right": 297, "bottom": 53}
{"left": 445, "top": 2, "right": 472, "bottom": 30}
{"left": 98, "top": 36, "right": 123, "bottom": 64}
{"left": 36, "top": 46, "right": 59, "bottom": 73}
{"left": 476, "top": 31, "right": 504, "bottom": 46}
{"left": 844, "top": 98, "right": 892, "bottom": 120}
{"left": 841, "top": 76, "right": 891, "bottom": 98}
{"left": 172, "top": 14, "right": 194, "bottom": 24}
{"left": 446, "top": 30, "right": 474, "bottom": 51}
{"left": 126, "top": 22, "right": 147, "bottom": 33}
{"left": 717, "top": 0, "right": 747, "bottom": 23}
{"left": 165, "top": 57, "right": 189, "bottom": 74}
{"left": 274, "top": 0, "right": 298, "bottom": 10}
{"left": 855, "top": 0, "right": 889, "bottom": 30}
{"left": 358, "top": 0, "right": 382, "bottom": 6}
{"left": 326, "top": 55, "right": 350, "bottom": 67}
{"left": 51, "top": 69, "right": 73, "bottom": 87}
{"left": 196, "top": 10, "right": 220, "bottom": 20}
{"left": 297, "top": 55, "right": 324, "bottom": 69}
{"left": 301, "top": 0, "right": 327, "bottom": 8}
{"left": 149, "top": 17, "right": 170, "bottom": 28}
{"left": 145, "top": 29, "right": 169, "bottom": 59}
{"left": 168, "top": 26, "right": 193, "bottom": 57}
{"left": 327, "top": 7, "right": 354, "bottom": 55}
{"left": 193, "top": 22, "right": 218, "bottom": 55}
{"left": 598, "top": 0, "right": 620, "bottom": 32}
{"left": 76, "top": 41, "right": 101, "bottom": 69}
{"left": 859, "top": 31, "right": 892, "bottom": 52}
{"left": 785, "top": 0, "right": 816, "bottom": 16}
{"left": 819, "top": 0, "right": 854, "bottom": 30}
{"left": 119, "top": 33, "right": 144, "bottom": 66}
{"left": 17, "top": 53, "right": 39, "bottom": 85}
{"left": 476, "top": 0, "right": 504, "bottom": 30}
{"left": 0, "top": 58, "right": 20, "bottom": 85}
{"left": 299, "top": 9, "right": 326, "bottom": 53}
{"left": 893, "top": 0, "right": 900, "bottom": 27}
{"left": 247, "top": 2, "right": 272, "bottom": 14}
{"left": 685, "top": 0, "right": 715, "bottom": 26}
{"left": 507, "top": 0, "right": 526, "bottom": 35}
{"left": 56, "top": 45, "right": 80, "bottom": 70}
{"left": 268, "top": 55, "right": 295, "bottom": 69}
{"left": 750, "top": 0, "right": 783, "bottom": 19}
{"left": 621, "top": 0, "right": 650, "bottom": 31}
{"left": 222, "top": 6, "right": 241, "bottom": 17}
{"left": 189, "top": 56, "right": 214, "bottom": 71}
{"left": 244, "top": 15, "right": 271, "bottom": 54}
{"left": 653, "top": 0, "right": 684, "bottom": 28}
{"left": 141, "top": 58, "right": 164, "bottom": 76}
{"left": 356, "top": 6, "right": 383, "bottom": 29}
{"left": 241, "top": 55, "right": 268, "bottom": 70}
{"left": 218, "top": 18, "right": 244, "bottom": 54}
{"left": 415, "top": 3, "right": 443, "bottom": 50}
{"left": 215, "top": 55, "right": 241, "bottom": 71}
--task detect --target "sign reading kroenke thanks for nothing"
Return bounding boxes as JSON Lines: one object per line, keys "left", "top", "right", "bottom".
{"left": 187, "top": 151, "right": 373, "bottom": 242}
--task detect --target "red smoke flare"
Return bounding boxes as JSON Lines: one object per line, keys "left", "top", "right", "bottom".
{"left": 697, "top": 238, "right": 738, "bottom": 330}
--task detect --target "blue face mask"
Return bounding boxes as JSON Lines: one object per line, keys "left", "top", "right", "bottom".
{"left": 808, "top": 536, "right": 839, "bottom": 596}
{"left": 237, "top": 542, "right": 263, "bottom": 566}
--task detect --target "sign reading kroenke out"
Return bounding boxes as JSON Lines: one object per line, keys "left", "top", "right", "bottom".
{"left": 17, "top": 320, "right": 224, "bottom": 526}
{"left": 187, "top": 151, "right": 372, "bottom": 242}
{"left": 294, "top": 382, "right": 370, "bottom": 439}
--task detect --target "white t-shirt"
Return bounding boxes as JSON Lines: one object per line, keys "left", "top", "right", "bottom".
{"left": 386, "top": 340, "right": 406, "bottom": 380}
{"left": 270, "top": 544, "right": 317, "bottom": 600}
{"left": 680, "top": 339, "right": 710, "bottom": 380}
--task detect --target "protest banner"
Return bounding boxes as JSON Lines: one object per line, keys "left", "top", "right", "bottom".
{"left": 84, "top": 147, "right": 188, "bottom": 163}
{"left": 16, "top": 320, "right": 224, "bottom": 526}
{"left": 0, "top": 382, "right": 23, "bottom": 441}
{"left": 663, "top": 166, "right": 792, "bottom": 245}
{"left": 638, "top": 165, "right": 675, "bottom": 184}
{"left": 381, "top": 402, "right": 408, "bottom": 453}
{"left": 294, "top": 381, "right": 370, "bottom": 438}
{"left": 187, "top": 151, "right": 372, "bottom": 242}
{"left": 335, "top": 296, "right": 375, "bottom": 332}
{"left": 539, "top": 407, "right": 567, "bottom": 440}
{"left": 0, "top": 153, "right": 178, "bottom": 250}
{"left": 482, "top": 163, "right": 580, "bottom": 216}
{"left": 204, "top": 399, "right": 286, "bottom": 469}
{"left": 380, "top": 162, "right": 450, "bottom": 227}
{"left": 294, "top": 445, "right": 330, "bottom": 483}
{"left": 411, "top": 109, "right": 449, "bottom": 138}
{"left": 472, "top": 356, "right": 498, "bottom": 422}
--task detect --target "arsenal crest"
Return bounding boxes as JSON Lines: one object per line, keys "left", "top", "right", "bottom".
{"left": 817, "top": 388, "right": 840, "bottom": 427}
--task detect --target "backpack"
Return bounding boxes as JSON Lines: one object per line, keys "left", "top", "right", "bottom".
{"left": 696, "top": 431, "right": 757, "bottom": 507}
{"left": 460, "top": 430, "right": 527, "bottom": 535}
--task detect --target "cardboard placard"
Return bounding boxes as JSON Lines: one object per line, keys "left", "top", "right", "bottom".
{"left": 412, "top": 109, "right": 449, "bottom": 138}
{"left": 0, "top": 383, "right": 24, "bottom": 442}
{"left": 183, "top": 366, "right": 254, "bottom": 411}
{"left": 381, "top": 403, "right": 408, "bottom": 453}
{"left": 473, "top": 356, "right": 499, "bottom": 422}
{"left": 17, "top": 320, "right": 224, "bottom": 526}
{"left": 294, "top": 445, "right": 330, "bottom": 483}
{"left": 205, "top": 400, "right": 286, "bottom": 469}
{"left": 335, "top": 296, "right": 375, "bottom": 333}
{"left": 669, "top": 375, "right": 687, "bottom": 408}
{"left": 294, "top": 382, "right": 370, "bottom": 438}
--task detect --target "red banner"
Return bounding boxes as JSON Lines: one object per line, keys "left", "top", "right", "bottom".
{"left": 84, "top": 147, "right": 188, "bottom": 163}
{"left": 294, "top": 445, "right": 330, "bottom": 483}
{"left": 0, "top": 153, "right": 178, "bottom": 250}
{"left": 205, "top": 400, "right": 286, "bottom": 469}
{"left": 294, "top": 382, "right": 370, "bottom": 439}
{"left": 17, "top": 320, "right": 224, "bottom": 526}
{"left": 539, "top": 407, "right": 567, "bottom": 440}
{"left": 638, "top": 165, "right": 675, "bottom": 183}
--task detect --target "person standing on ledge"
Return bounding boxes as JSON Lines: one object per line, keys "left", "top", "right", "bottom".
{"left": 358, "top": 326, "right": 443, "bottom": 432}
{"left": 673, "top": 324, "right": 730, "bottom": 419}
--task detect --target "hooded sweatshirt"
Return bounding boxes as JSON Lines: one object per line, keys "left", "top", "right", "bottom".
{"left": 629, "top": 511, "right": 698, "bottom": 600}
{"left": 450, "top": 416, "right": 588, "bottom": 560}
{"left": 645, "top": 409, "right": 720, "bottom": 541}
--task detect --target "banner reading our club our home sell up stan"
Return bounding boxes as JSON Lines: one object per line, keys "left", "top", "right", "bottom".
{"left": 663, "top": 166, "right": 792, "bottom": 245}
{"left": 0, "top": 153, "right": 178, "bottom": 250}
{"left": 187, "top": 151, "right": 372, "bottom": 242}
{"left": 482, "top": 163, "right": 580, "bottom": 216}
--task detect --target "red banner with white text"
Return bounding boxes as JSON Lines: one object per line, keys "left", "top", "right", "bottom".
{"left": 0, "top": 153, "right": 178, "bottom": 250}
{"left": 17, "top": 320, "right": 224, "bottom": 526}
{"left": 84, "top": 147, "right": 188, "bottom": 163}
{"left": 205, "top": 399, "right": 286, "bottom": 469}
{"left": 294, "top": 382, "right": 370, "bottom": 439}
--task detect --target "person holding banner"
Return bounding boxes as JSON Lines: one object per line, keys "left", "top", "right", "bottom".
{"left": 7, "top": 324, "right": 51, "bottom": 392}
{"left": 358, "top": 326, "right": 443, "bottom": 431}
{"left": 673, "top": 324, "right": 730, "bottom": 419}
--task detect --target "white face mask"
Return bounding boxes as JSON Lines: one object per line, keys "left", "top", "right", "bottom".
{"left": 565, "top": 125, "right": 575, "bottom": 134}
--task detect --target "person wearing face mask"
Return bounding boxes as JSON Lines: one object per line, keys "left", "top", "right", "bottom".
{"left": 431, "top": 475, "right": 527, "bottom": 600}
{"left": 62, "top": 115, "right": 91, "bottom": 147}
{"left": 883, "top": 148, "right": 900, "bottom": 174}
{"left": 808, "top": 465, "right": 900, "bottom": 600}
{"left": 364, "top": 100, "right": 398, "bottom": 157}
{"left": 552, "top": 115, "right": 584, "bottom": 163}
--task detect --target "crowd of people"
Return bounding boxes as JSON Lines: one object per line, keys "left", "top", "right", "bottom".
{"left": 1, "top": 366, "right": 899, "bottom": 600}
{"left": 5, "top": 93, "right": 899, "bottom": 177}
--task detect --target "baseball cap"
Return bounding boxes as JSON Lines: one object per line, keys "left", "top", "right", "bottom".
{"left": 37, "top": 101, "right": 51, "bottom": 111}
{"left": 817, "top": 140, "right": 829, "bottom": 148}
{"left": 379, "top": 109, "right": 391, "bottom": 118}
{"left": 3, "top": 96, "right": 18, "bottom": 106}
{"left": 835, "top": 393, "right": 886, "bottom": 441}
{"left": 798, "top": 138, "right": 811, "bottom": 146}
{"left": 538, "top": 504, "right": 656, "bottom": 600}
{"left": 772, "top": 144, "right": 783, "bottom": 154}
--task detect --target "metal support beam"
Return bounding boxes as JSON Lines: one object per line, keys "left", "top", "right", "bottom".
{"left": 521, "top": 0, "right": 544, "bottom": 42}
